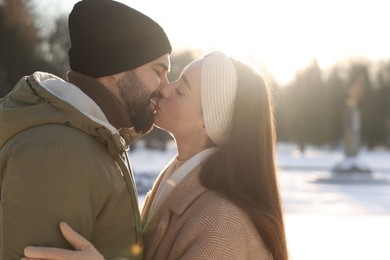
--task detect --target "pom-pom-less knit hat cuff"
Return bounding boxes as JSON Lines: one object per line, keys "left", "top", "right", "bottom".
{"left": 201, "top": 51, "right": 237, "bottom": 146}
{"left": 68, "top": 0, "right": 172, "bottom": 78}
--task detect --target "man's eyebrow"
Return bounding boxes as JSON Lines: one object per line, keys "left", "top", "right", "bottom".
{"left": 156, "top": 62, "right": 170, "bottom": 72}
{"left": 182, "top": 75, "right": 192, "bottom": 91}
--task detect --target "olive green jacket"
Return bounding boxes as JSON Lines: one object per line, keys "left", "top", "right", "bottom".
{"left": 0, "top": 72, "right": 142, "bottom": 260}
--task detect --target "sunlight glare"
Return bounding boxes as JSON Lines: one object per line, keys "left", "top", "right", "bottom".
{"left": 35, "top": 0, "right": 390, "bottom": 84}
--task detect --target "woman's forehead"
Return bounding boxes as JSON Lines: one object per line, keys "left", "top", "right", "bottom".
{"left": 178, "top": 58, "right": 204, "bottom": 94}
{"left": 182, "top": 58, "right": 204, "bottom": 76}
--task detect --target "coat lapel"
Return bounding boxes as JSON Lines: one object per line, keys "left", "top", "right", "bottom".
{"left": 142, "top": 164, "right": 209, "bottom": 260}
{"left": 141, "top": 165, "right": 171, "bottom": 260}
{"left": 165, "top": 165, "right": 208, "bottom": 216}
{"left": 142, "top": 207, "right": 171, "bottom": 260}
{"left": 141, "top": 163, "right": 171, "bottom": 227}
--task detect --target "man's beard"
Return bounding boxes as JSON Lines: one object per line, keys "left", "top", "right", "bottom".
{"left": 116, "top": 71, "right": 157, "bottom": 134}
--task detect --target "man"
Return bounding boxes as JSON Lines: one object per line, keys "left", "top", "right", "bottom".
{"left": 0, "top": 0, "right": 171, "bottom": 259}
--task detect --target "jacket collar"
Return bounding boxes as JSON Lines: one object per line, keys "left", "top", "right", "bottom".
{"left": 67, "top": 70, "right": 133, "bottom": 130}
{"left": 31, "top": 72, "right": 130, "bottom": 153}
{"left": 33, "top": 72, "right": 118, "bottom": 135}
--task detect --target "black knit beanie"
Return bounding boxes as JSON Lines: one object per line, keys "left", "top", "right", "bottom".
{"left": 68, "top": 0, "right": 172, "bottom": 78}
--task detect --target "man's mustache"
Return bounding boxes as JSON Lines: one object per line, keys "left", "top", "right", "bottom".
{"left": 150, "top": 91, "right": 162, "bottom": 100}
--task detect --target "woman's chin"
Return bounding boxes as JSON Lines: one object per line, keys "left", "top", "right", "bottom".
{"left": 153, "top": 119, "right": 163, "bottom": 129}
{"left": 153, "top": 122, "right": 164, "bottom": 130}
{"left": 153, "top": 121, "right": 169, "bottom": 133}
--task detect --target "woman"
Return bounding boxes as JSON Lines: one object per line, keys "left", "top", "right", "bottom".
{"left": 23, "top": 51, "right": 288, "bottom": 260}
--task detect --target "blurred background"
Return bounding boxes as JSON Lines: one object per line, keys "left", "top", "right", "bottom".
{"left": 1, "top": 0, "right": 389, "bottom": 259}
{"left": 1, "top": 0, "right": 390, "bottom": 149}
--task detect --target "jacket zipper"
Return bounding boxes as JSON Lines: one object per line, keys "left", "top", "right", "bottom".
{"left": 122, "top": 151, "right": 143, "bottom": 245}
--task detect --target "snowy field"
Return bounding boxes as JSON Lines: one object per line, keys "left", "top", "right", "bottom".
{"left": 129, "top": 142, "right": 390, "bottom": 260}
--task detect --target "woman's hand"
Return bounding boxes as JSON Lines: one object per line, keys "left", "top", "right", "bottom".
{"left": 22, "top": 222, "right": 104, "bottom": 260}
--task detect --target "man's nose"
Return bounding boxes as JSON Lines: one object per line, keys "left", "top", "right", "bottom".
{"left": 160, "top": 83, "right": 173, "bottom": 99}
{"left": 161, "top": 74, "right": 169, "bottom": 85}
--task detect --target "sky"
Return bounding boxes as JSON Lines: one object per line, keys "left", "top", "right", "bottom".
{"left": 33, "top": 0, "right": 390, "bottom": 84}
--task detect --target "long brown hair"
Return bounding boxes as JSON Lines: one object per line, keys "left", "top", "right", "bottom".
{"left": 200, "top": 59, "right": 288, "bottom": 260}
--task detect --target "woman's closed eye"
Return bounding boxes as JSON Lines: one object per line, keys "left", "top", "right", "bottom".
{"left": 175, "top": 87, "right": 184, "bottom": 96}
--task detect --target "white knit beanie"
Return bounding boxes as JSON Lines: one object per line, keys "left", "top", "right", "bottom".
{"left": 201, "top": 51, "right": 238, "bottom": 146}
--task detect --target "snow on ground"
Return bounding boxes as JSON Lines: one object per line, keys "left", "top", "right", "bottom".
{"left": 129, "top": 141, "right": 390, "bottom": 260}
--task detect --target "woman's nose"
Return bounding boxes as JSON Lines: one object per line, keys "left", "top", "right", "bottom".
{"left": 160, "top": 82, "right": 173, "bottom": 99}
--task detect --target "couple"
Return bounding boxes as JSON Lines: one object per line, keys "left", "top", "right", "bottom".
{"left": 0, "top": 0, "right": 287, "bottom": 259}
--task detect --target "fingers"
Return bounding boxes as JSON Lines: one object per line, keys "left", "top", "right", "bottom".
{"left": 59, "top": 222, "right": 92, "bottom": 251}
{"left": 24, "top": 245, "right": 75, "bottom": 259}
{"left": 22, "top": 222, "right": 102, "bottom": 260}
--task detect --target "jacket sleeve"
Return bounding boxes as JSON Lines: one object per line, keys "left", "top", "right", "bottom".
{"left": 0, "top": 142, "right": 107, "bottom": 260}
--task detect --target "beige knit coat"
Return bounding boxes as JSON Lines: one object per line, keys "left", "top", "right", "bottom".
{"left": 141, "top": 164, "right": 272, "bottom": 260}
